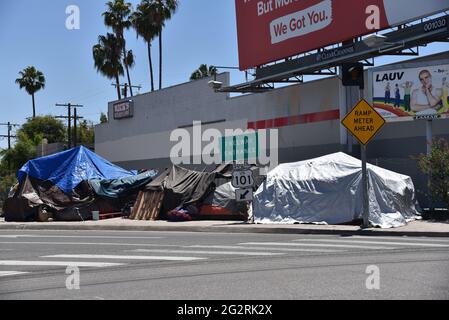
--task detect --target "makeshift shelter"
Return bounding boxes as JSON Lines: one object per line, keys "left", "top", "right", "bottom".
{"left": 252, "top": 152, "right": 421, "bottom": 228}
{"left": 18, "top": 146, "right": 134, "bottom": 194}
{"left": 3, "top": 146, "right": 151, "bottom": 222}
{"left": 130, "top": 164, "right": 251, "bottom": 221}
{"left": 201, "top": 182, "right": 248, "bottom": 220}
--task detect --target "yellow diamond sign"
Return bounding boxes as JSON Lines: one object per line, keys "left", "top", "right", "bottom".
{"left": 342, "top": 99, "right": 386, "bottom": 145}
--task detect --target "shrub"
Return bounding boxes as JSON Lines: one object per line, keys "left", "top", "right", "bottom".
{"left": 417, "top": 138, "right": 449, "bottom": 210}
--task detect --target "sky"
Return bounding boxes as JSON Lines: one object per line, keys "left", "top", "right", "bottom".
{"left": 0, "top": 0, "right": 448, "bottom": 150}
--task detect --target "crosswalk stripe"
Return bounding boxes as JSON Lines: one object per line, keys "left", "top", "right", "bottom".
{"left": 43, "top": 254, "right": 206, "bottom": 262}
{"left": 186, "top": 245, "right": 344, "bottom": 253}
{"left": 130, "top": 249, "right": 283, "bottom": 256}
{"left": 240, "top": 242, "right": 397, "bottom": 250}
{"left": 293, "top": 239, "right": 449, "bottom": 247}
{"left": 0, "top": 261, "right": 124, "bottom": 268}
{"left": 0, "top": 271, "right": 29, "bottom": 277}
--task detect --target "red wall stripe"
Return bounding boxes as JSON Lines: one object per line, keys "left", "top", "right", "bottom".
{"left": 248, "top": 109, "right": 340, "bottom": 130}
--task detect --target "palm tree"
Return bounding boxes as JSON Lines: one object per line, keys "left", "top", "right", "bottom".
{"left": 190, "top": 64, "right": 217, "bottom": 81}
{"left": 123, "top": 50, "right": 135, "bottom": 97}
{"left": 152, "top": 0, "right": 179, "bottom": 90}
{"left": 131, "top": 0, "right": 160, "bottom": 92}
{"left": 93, "top": 33, "right": 125, "bottom": 100}
{"left": 15, "top": 67, "right": 46, "bottom": 119}
{"left": 103, "top": 0, "right": 134, "bottom": 96}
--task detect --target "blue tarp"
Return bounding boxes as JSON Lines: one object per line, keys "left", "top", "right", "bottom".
{"left": 18, "top": 146, "right": 135, "bottom": 193}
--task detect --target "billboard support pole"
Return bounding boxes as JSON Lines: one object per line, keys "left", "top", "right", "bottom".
{"left": 426, "top": 120, "right": 433, "bottom": 156}
{"left": 426, "top": 120, "right": 434, "bottom": 213}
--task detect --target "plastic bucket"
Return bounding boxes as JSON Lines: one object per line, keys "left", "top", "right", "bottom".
{"left": 92, "top": 211, "right": 100, "bottom": 221}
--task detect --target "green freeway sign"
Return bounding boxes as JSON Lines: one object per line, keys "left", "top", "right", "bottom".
{"left": 221, "top": 132, "right": 259, "bottom": 162}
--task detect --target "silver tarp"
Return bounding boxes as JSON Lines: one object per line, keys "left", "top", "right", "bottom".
{"left": 252, "top": 152, "right": 421, "bottom": 228}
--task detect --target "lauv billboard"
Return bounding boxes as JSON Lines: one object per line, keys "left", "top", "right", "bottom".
{"left": 236, "top": 0, "right": 449, "bottom": 70}
{"left": 372, "top": 64, "right": 449, "bottom": 121}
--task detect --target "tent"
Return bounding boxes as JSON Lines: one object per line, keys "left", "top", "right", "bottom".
{"left": 201, "top": 182, "right": 248, "bottom": 219}
{"left": 18, "top": 146, "right": 135, "bottom": 193}
{"left": 130, "top": 164, "right": 253, "bottom": 221}
{"left": 3, "top": 146, "right": 152, "bottom": 222}
{"left": 252, "top": 152, "right": 421, "bottom": 228}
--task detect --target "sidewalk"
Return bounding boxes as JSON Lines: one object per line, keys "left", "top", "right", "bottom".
{"left": 1, "top": 217, "right": 448, "bottom": 237}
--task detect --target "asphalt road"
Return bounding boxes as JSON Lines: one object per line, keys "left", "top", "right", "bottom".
{"left": 0, "top": 229, "right": 448, "bottom": 300}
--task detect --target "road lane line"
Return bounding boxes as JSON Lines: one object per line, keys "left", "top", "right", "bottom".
{"left": 0, "top": 261, "right": 124, "bottom": 267}
{"left": 346, "top": 236, "right": 449, "bottom": 243}
{"left": 0, "top": 235, "right": 163, "bottom": 239}
{"left": 0, "top": 241, "right": 179, "bottom": 247}
{"left": 130, "top": 249, "right": 284, "bottom": 256}
{"left": 0, "top": 271, "right": 30, "bottom": 277}
{"left": 240, "top": 242, "right": 397, "bottom": 250}
{"left": 186, "top": 245, "right": 344, "bottom": 253}
{"left": 293, "top": 239, "right": 449, "bottom": 247}
{"left": 43, "top": 254, "right": 205, "bottom": 262}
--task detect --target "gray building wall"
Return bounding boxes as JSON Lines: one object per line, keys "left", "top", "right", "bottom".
{"left": 95, "top": 52, "right": 449, "bottom": 207}
{"left": 95, "top": 72, "right": 342, "bottom": 168}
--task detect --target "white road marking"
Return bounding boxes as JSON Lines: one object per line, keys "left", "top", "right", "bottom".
{"left": 0, "top": 241, "right": 179, "bottom": 247}
{"left": 43, "top": 254, "right": 205, "bottom": 262}
{"left": 130, "top": 249, "right": 283, "bottom": 256}
{"left": 347, "top": 235, "right": 449, "bottom": 243}
{"left": 293, "top": 239, "right": 449, "bottom": 247}
{"left": 240, "top": 242, "right": 397, "bottom": 250}
{"left": 0, "top": 261, "right": 124, "bottom": 267}
{"left": 0, "top": 271, "right": 30, "bottom": 277}
{"left": 0, "top": 235, "right": 162, "bottom": 239}
{"left": 186, "top": 245, "right": 343, "bottom": 253}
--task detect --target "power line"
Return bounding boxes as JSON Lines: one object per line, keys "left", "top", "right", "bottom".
{"left": 0, "top": 122, "right": 19, "bottom": 150}
{"left": 111, "top": 83, "right": 142, "bottom": 98}
{"left": 56, "top": 103, "right": 84, "bottom": 149}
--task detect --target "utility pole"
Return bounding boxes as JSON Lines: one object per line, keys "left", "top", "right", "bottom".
{"left": 74, "top": 108, "right": 78, "bottom": 147}
{"left": 56, "top": 103, "right": 84, "bottom": 149}
{"left": 0, "top": 122, "right": 19, "bottom": 150}
{"left": 111, "top": 84, "right": 142, "bottom": 98}
{"left": 55, "top": 115, "right": 84, "bottom": 147}
{"left": 0, "top": 122, "right": 19, "bottom": 171}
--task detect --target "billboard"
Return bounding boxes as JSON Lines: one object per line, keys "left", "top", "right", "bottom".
{"left": 235, "top": 0, "right": 449, "bottom": 70}
{"left": 373, "top": 64, "right": 449, "bottom": 121}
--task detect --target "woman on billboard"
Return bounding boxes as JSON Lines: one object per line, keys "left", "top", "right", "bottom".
{"left": 411, "top": 70, "right": 443, "bottom": 115}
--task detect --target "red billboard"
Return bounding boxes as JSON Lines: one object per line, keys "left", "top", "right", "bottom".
{"left": 236, "top": 0, "right": 449, "bottom": 70}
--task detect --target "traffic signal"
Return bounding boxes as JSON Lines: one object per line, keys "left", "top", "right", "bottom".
{"left": 342, "top": 63, "right": 364, "bottom": 89}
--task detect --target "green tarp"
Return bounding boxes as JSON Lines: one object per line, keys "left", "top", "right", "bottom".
{"left": 88, "top": 170, "right": 158, "bottom": 199}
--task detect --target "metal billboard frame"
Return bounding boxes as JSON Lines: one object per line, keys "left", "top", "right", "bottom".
{"left": 217, "top": 14, "right": 449, "bottom": 94}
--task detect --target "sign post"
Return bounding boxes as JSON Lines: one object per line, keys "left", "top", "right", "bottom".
{"left": 221, "top": 132, "right": 259, "bottom": 223}
{"left": 342, "top": 99, "right": 386, "bottom": 228}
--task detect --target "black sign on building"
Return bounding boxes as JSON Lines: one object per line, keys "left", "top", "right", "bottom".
{"left": 113, "top": 100, "right": 134, "bottom": 120}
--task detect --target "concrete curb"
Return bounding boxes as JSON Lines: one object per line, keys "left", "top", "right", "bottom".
{"left": 0, "top": 223, "right": 448, "bottom": 238}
